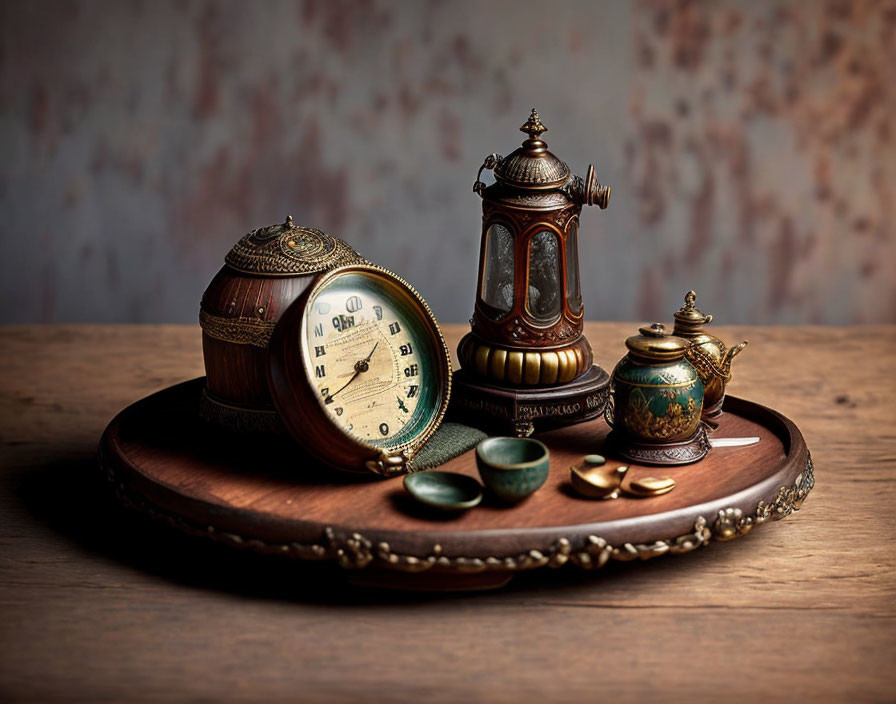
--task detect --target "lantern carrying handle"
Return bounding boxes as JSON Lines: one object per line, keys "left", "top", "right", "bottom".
{"left": 473, "top": 153, "right": 503, "bottom": 197}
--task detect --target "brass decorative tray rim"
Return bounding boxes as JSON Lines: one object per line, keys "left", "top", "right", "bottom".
{"left": 98, "top": 380, "right": 813, "bottom": 581}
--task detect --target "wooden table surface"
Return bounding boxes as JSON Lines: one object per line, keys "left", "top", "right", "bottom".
{"left": 1, "top": 323, "right": 894, "bottom": 703}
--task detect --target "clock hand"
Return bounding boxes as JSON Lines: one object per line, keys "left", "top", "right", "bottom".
{"left": 325, "top": 370, "right": 360, "bottom": 402}
{"left": 325, "top": 342, "right": 381, "bottom": 402}
{"left": 362, "top": 341, "right": 379, "bottom": 364}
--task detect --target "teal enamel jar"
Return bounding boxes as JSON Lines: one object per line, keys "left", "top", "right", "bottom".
{"left": 609, "top": 323, "right": 704, "bottom": 444}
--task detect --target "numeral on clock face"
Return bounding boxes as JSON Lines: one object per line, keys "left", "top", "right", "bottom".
{"left": 332, "top": 314, "right": 355, "bottom": 332}
{"left": 305, "top": 274, "right": 438, "bottom": 450}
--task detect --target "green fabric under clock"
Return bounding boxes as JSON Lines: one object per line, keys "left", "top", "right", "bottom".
{"left": 406, "top": 422, "right": 488, "bottom": 472}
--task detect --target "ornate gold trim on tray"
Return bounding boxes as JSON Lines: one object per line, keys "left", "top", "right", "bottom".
{"left": 99, "top": 442, "right": 814, "bottom": 575}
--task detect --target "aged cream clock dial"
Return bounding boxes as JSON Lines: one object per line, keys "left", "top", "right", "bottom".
{"left": 268, "top": 264, "right": 452, "bottom": 476}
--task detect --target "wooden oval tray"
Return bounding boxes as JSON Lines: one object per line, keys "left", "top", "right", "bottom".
{"left": 98, "top": 378, "right": 813, "bottom": 590}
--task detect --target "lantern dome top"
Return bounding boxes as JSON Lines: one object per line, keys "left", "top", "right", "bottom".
{"left": 493, "top": 109, "right": 571, "bottom": 190}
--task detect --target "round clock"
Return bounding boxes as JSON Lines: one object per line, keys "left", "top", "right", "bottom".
{"left": 267, "top": 264, "right": 452, "bottom": 476}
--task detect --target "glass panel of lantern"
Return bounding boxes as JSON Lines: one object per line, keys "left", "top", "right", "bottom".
{"left": 565, "top": 220, "right": 583, "bottom": 315}
{"left": 480, "top": 223, "right": 515, "bottom": 319}
{"left": 527, "top": 230, "right": 561, "bottom": 322}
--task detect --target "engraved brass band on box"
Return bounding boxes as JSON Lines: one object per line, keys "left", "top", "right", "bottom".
{"left": 199, "top": 309, "right": 276, "bottom": 348}
{"left": 457, "top": 333, "right": 590, "bottom": 386}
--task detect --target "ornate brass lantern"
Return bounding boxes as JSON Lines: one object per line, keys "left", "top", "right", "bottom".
{"left": 452, "top": 109, "right": 612, "bottom": 436}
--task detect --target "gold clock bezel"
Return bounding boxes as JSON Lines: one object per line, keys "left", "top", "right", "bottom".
{"left": 268, "top": 263, "right": 452, "bottom": 476}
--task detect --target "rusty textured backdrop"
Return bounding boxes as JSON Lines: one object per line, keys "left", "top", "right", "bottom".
{"left": 1, "top": 0, "right": 894, "bottom": 324}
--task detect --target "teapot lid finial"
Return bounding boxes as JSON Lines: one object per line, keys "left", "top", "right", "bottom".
{"left": 674, "top": 290, "right": 712, "bottom": 327}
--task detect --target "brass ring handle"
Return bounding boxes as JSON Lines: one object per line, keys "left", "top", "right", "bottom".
{"left": 473, "top": 153, "right": 503, "bottom": 197}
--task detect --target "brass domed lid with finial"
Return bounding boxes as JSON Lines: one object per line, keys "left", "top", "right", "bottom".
{"left": 492, "top": 109, "right": 571, "bottom": 189}
{"left": 225, "top": 215, "right": 363, "bottom": 276}
{"left": 673, "top": 290, "right": 713, "bottom": 332}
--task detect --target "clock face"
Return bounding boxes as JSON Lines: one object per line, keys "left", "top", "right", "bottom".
{"left": 301, "top": 270, "right": 444, "bottom": 450}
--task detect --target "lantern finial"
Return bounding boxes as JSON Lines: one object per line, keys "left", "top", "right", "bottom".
{"left": 520, "top": 108, "right": 547, "bottom": 139}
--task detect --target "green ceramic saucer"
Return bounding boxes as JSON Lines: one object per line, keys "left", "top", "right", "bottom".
{"left": 403, "top": 471, "right": 484, "bottom": 511}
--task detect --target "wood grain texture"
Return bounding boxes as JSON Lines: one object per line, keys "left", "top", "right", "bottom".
{"left": 201, "top": 268, "right": 317, "bottom": 408}
{"left": 1, "top": 323, "right": 894, "bottom": 703}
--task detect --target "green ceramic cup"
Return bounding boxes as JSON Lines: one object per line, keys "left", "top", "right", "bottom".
{"left": 475, "top": 437, "right": 550, "bottom": 503}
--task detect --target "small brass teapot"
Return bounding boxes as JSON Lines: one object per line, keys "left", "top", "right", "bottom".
{"left": 606, "top": 323, "right": 710, "bottom": 466}
{"left": 672, "top": 291, "right": 748, "bottom": 420}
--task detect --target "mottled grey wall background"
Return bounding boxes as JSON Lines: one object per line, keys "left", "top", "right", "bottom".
{"left": 2, "top": 0, "right": 894, "bottom": 325}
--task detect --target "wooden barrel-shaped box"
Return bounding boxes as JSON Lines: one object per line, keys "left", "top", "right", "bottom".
{"left": 199, "top": 216, "right": 364, "bottom": 433}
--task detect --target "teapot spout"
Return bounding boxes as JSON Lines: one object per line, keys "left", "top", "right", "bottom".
{"left": 721, "top": 340, "right": 748, "bottom": 373}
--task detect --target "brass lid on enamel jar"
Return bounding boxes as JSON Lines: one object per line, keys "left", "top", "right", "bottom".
{"left": 624, "top": 323, "right": 691, "bottom": 362}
